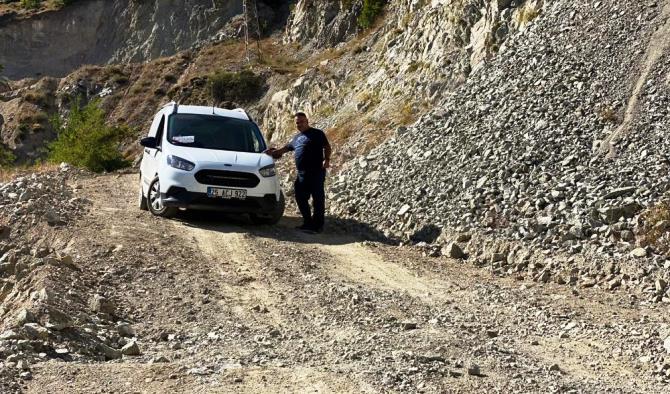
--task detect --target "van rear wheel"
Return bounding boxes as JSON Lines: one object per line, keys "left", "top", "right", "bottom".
{"left": 147, "top": 177, "right": 177, "bottom": 218}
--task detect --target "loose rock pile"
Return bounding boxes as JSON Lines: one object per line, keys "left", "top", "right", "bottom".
{"left": 330, "top": 0, "right": 670, "bottom": 300}
{"left": 0, "top": 164, "right": 88, "bottom": 234}
{"left": 0, "top": 166, "right": 142, "bottom": 390}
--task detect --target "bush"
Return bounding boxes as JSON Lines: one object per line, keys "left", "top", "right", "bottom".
{"left": 0, "top": 144, "right": 15, "bottom": 168}
{"left": 357, "top": 0, "right": 386, "bottom": 29}
{"left": 48, "top": 99, "right": 131, "bottom": 172}
{"left": 20, "top": 0, "right": 41, "bottom": 10}
{"left": 209, "top": 70, "right": 264, "bottom": 103}
{"left": 638, "top": 200, "right": 670, "bottom": 257}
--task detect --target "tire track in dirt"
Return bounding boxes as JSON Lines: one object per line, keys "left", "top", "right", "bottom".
{"left": 172, "top": 220, "right": 286, "bottom": 325}
{"left": 288, "top": 232, "right": 455, "bottom": 303}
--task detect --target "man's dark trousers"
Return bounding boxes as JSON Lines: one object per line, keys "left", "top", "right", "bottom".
{"left": 294, "top": 169, "right": 326, "bottom": 230}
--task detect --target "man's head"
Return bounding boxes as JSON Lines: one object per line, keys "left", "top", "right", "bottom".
{"left": 294, "top": 112, "right": 310, "bottom": 132}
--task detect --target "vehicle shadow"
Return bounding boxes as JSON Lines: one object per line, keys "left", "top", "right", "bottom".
{"left": 173, "top": 210, "right": 398, "bottom": 246}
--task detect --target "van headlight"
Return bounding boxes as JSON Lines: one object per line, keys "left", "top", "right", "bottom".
{"left": 167, "top": 155, "right": 195, "bottom": 171}
{"left": 259, "top": 164, "right": 276, "bottom": 177}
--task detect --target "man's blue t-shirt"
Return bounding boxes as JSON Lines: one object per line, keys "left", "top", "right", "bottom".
{"left": 285, "top": 128, "right": 329, "bottom": 172}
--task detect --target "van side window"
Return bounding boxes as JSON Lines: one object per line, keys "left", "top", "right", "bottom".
{"left": 155, "top": 116, "right": 165, "bottom": 148}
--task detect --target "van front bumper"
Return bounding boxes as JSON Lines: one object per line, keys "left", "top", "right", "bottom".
{"left": 161, "top": 187, "right": 280, "bottom": 214}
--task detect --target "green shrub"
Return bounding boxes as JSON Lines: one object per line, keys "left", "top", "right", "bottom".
{"left": 357, "top": 0, "right": 386, "bottom": 29}
{"left": 48, "top": 99, "right": 131, "bottom": 172}
{"left": 0, "top": 144, "right": 15, "bottom": 168}
{"left": 209, "top": 70, "right": 264, "bottom": 103}
{"left": 20, "top": 0, "right": 41, "bottom": 10}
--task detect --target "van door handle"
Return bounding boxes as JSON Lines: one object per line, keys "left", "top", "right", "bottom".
{"left": 144, "top": 149, "right": 150, "bottom": 154}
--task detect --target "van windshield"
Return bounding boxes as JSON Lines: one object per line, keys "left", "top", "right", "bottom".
{"left": 167, "top": 114, "right": 266, "bottom": 153}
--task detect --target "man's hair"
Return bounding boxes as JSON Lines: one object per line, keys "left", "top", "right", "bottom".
{"left": 294, "top": 112, "right": 308, "bottom": 118}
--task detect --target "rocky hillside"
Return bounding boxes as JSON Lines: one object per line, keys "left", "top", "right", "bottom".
{"left": 1, "top": 0, "right": 546, "bottom": 166}
{"left": 331, "top": 0, "right": 670, "bottom": 302}
{"left": 0, "top": 0, "right": 257, "bottom": 79}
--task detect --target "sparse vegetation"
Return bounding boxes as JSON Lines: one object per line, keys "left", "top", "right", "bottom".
{"left": 319, "top": 104, "right": 335, "bottom": 117}
{"left": 399, "top": 103, "right": 416, "bottom": 125}
{"left": 48, "top": 99, "right": 131, "bottom": 172}
{"left": 209, "top": 69, "right": 264, "bottom": 103}
{"left": 357, "top": 0, "right": 386, "bottom": 29}
{"left": 638, "top": 201, "right": 670, "bottom": 256}
{"left": 0, "top": 144, "right": 15, "bottom": 168}
{"left": 518, "top": 5, "right": 541, "bottom": 25}
{"left": 20, "top": 0, "right": 41, "bottom": 10}
{"left": 24, "top": 91, "right": 48, "bottom": 106}
{"left": 599, "top": 107, "right": 619, "bottom": 123}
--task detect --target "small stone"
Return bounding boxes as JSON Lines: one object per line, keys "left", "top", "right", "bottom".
{"left": 15, "top": 309, "right": 35, "bottom": 327}
{"left": 485, "top": 329, "right": 498, "bottom": 338}
{"left": 467, "top": 363, "right": 481, "bottom": 376}
{"left": 121, "top": 341, "right": 141, "bottom": 356}
{"left": 150, "top": 356, "right": 170, "bottom": 363}
{"left": 97, "top": 343, "right": 122, "bottom": 360}
{"left": 442, "top": 242, "right": 467, "bottom": 259}
{"left": 631, "top": 248, "right": 647, "bottom": 258}
{"left": 401, "top": 321, "right": 417, "bottom": 330}
{"left": 549, "top": 363, "right": 560, "bottom": 372}
{"left": 117, "top": 323, "right": 136, "bottom": 338}
{"left": 397, "top": 204, "right": 411, "bottom": 216}
{"left": 22, "top": 323, "right": 48, "bottom": 340}
{"left": 89, "top": 294, "right": 116, "bottom": 315}
{"left": 664, "top": 336, "right": 670, "bottom": 354}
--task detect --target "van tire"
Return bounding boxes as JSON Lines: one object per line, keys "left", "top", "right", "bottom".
{"left": 138, "top": 175, "right": 148, "bottom": 211}
{"left": 147, "top": 177, "right": 177, "bottom": 218}
{"left": 250, "top": 193, "right": 285, "bottom": 225}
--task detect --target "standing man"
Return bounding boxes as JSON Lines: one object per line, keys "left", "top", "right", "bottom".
{"left": 265, "top": 112, "right": 331, "bottom": 233}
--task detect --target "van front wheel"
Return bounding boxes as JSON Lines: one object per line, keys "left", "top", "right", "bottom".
{"left": 138, "top": 175, "right": 148, "bottom": 211}
{"left": 147, "top": 177, "right": 177, "bottom": 218}
{"left": 250, "top": 193, "right": 285, "bottom": 225}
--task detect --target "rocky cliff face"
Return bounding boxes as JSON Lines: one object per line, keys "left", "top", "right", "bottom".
{"left": 0, "top": 0, "right": 245, "bottom": 79}
{"left": 262, "top": 0, "right": 544, "bottom": 149}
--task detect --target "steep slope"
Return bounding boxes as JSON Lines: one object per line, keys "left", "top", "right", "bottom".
{"left": 0, "top": 0, "right": 262, "bottom": 79}
{"left": 331, "top": 0, "right": 670, "bottom": 300}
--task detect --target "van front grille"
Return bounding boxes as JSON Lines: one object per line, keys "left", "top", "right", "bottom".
{"left": 195, "top": 170, "right": 260, "bottom": 188}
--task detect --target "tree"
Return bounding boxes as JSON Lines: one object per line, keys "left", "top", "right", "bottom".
{"left": 48, "top": 99, "right": 131, "bottom": 172}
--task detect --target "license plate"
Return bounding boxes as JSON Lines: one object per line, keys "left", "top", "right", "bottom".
{"left": 207, "top": 187, "right": 247, "bottom": 200}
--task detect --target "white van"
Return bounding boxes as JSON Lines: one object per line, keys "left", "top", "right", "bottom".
{"left": 138, "top": 102, "right": 284, "bottom": 224}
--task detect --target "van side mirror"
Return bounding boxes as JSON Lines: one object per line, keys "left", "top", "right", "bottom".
{"left": 140, "top": 136, "right": 157, "bottom": 149}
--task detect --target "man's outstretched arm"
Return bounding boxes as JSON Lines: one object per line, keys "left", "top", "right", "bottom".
{"left": 264, "top": 145, "right": 291, "bottom": 159}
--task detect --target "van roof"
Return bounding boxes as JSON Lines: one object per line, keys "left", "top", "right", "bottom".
{"left": 161, "top": 103, "right": 250, "bottom": 121}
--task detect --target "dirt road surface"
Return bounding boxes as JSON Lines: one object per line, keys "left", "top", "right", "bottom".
{"left": 21, "top": 173, "right": 670, "bottom": 393}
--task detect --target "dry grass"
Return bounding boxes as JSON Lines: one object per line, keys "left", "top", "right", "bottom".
{"left": 398, "top": 103, "right": 416, "bottom": 125}
{"left": 599, "top": 107, "right": 619, "bottom": 123}
{"left": 518, "top": 5, "right": 541, "bottom": 25}
{"left": 0, "top": 162, "right": 60, "bottom": 183}
{"left": 637, "top": 200, "right": 670, "bottom": 256}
